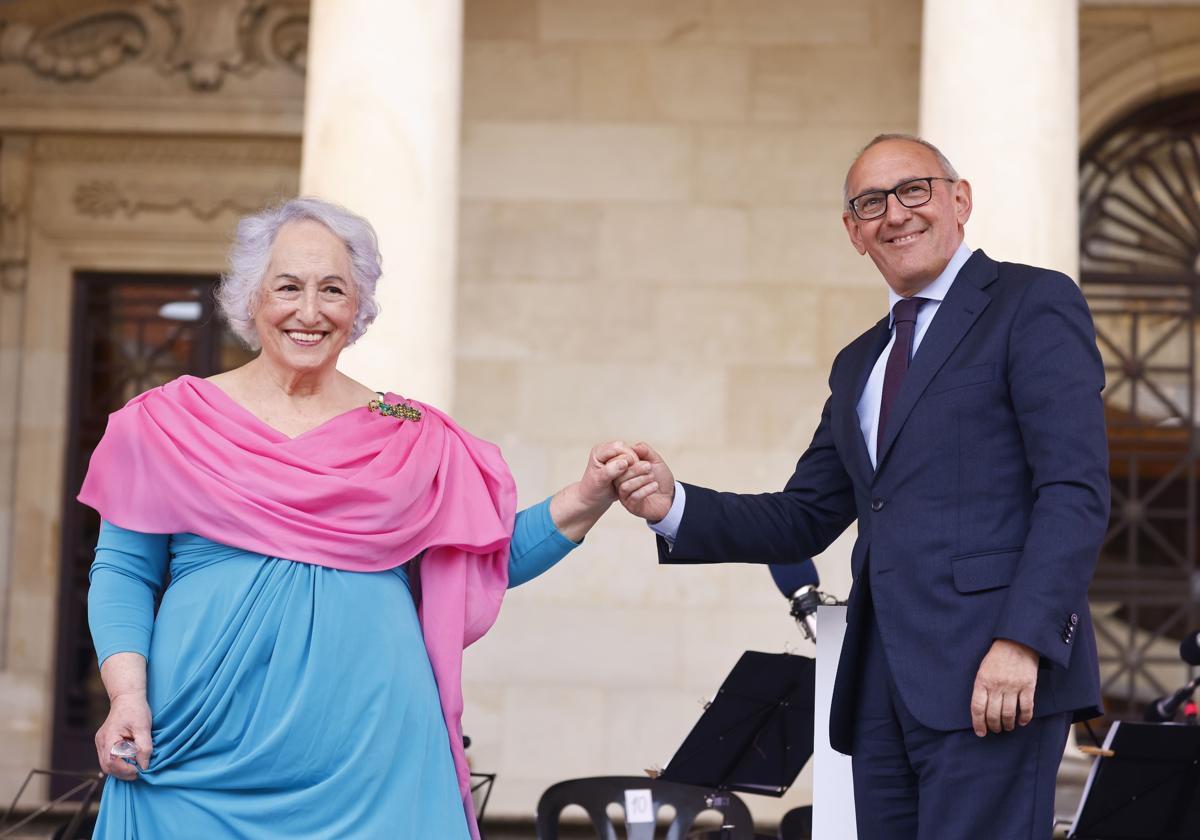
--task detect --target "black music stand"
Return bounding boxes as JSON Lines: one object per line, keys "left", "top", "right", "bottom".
{"left": 1068, "top": 721, "right": 1200, "bottom": 839}
{"left": 660, "top": 651, "right": 815, "bottom": 798}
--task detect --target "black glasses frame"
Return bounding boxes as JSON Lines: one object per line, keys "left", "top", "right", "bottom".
{"left": 848, "top": 176, "right": 956, "bottom": 221}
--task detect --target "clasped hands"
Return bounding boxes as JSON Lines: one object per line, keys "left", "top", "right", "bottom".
{"left": 583, "top": 440, "right": 1040, "bottom": 737}
{"left": 577, "top": 441, "right": 676, "bottom": 524}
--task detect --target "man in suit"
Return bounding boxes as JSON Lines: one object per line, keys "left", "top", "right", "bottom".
{"left": 614, "top": 134, "right": 1109, "bottom": 839}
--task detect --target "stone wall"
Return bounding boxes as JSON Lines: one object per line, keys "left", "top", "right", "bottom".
{"left": 453, "top": 0, "right": 920, "bottom": 821}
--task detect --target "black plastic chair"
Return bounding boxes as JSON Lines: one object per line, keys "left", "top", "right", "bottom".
{"left": 777, "top": 805, "right": 813, "bottom": 840}
{"left": 534, "top": 776, "right": 757, "bottom": 840}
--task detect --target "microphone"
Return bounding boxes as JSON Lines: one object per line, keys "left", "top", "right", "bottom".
{"left": 768, "top": 560, "right": 819, "bottom": 598}
{"left": 769, "top": 561, "right": 821, "bottom": 642}
{"left": 1144, "top": 675, "right": 1200, "bottom": 723}
{"left": 1180, "top": 630, "right": 1200, "bottom": 666}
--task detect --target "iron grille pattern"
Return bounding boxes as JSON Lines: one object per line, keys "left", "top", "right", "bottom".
{"left": 1080, "top": 94, "right": 1200, "bottom": 719}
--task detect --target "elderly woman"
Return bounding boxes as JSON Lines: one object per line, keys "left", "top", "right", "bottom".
{"left": 79, "top": 197, "right": 642, "bottom": 839}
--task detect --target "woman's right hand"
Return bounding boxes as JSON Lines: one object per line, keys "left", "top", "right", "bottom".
{"left": 95, "top": 690, "right": 152, "bottom": 779}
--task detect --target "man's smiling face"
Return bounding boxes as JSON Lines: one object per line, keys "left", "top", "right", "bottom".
{"left": 842, "top": 139, "right": 972, "bottom": 297}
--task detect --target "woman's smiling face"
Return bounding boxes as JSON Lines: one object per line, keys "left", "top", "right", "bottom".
{"left": 252, "top": 218, "right": 359, "bottom": 376}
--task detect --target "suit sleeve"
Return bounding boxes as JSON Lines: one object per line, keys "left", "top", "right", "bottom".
{"left": 661, "top": 385, "right": 858, "bottom": 565}
{"left": 992, "top": 272, "right": 1109, "bottom": 668}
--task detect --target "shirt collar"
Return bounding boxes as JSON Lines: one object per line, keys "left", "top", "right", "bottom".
{"left": 886, "top": 240, "right": 973, "bottom": 325}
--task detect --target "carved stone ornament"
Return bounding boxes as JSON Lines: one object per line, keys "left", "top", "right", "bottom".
{"left": 0, "top": 0, "right": 308, "bottom": 91}
{"left": 72, "top": 179, "right": 283, "bottom": 222}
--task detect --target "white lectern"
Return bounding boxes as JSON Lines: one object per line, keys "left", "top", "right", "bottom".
{"left": 812, "top": 604, "right": 857, "bottom": 839}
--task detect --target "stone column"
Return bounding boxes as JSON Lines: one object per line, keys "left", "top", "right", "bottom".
{"left": 919, "top": 0, "right": 1079, "bottom": 279}
{"left": 301, "top": 0, "right": 463, "bottom": 408}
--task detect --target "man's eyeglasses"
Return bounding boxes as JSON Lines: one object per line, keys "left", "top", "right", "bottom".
{"left": 847, "top": 177, "right": 956, "bottom": 221}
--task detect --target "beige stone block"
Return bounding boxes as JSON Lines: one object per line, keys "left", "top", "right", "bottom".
{"left": 576, "top": 46, "right": 657, "bottom": 121}
{"left": 651, "top": 285, "right": 819, "bottom": 366}
{"left": 453, "top": 359, "right": 522, "bottom": 442}
{"left": 815, "top": 286, "right": 888, "bottom": 358}
{"left": 751, "top": 45, "right": 919, "bottom": 126}
{"left": 709, "top": 0, "right": 874, "bottom": 46}
{"left": 0, "top": 672, "right": 47, "bottom": 794}
{"left": 460, "top": 680, "right": 504, "bottom": 772}
{"left": 1147, "top": 10, "right": 1200, "bottom": 48}
{"left": 578, "top": 45, "right": 752, "bottom": 123}
{"left": 727, "top": 364, "right": 831, "bottom": 450}
{"left": 8, "top": 592, "right": 55, "bottom": 670}
{"left": 539, "top": 0, "right": 709, "bottom": 43}
{"left": 875, "top": 0, "right": 922, "bottom": 47}
{"left": 514, "top": 512, "right": 732, "bottom": 609}
{"left": 498, "top": 684, "right": 608, "bottom": 781}
{"left": 458, "top": 202, "right": 601, "bottom": 281}
{"left": 603, "top": 687, "right": 707, "bottom": 770}
{"left": 462, "top": 42, "right": 577, "bottom": 120}
{"left": 596, "top": 204, "right": 749, "bottom": 285}
{"left": 467, "top": 603, "right": 684, "bottom": 685}
{"left": 1157, "top": 42, "right": 1200, "bottom": 93}
{"left": 695, "top": 126, "right": 867, "bottom": 204}
{"left": 678, "top": 605, "right": 803, "bottom": 690}
{"left": 504, "top": 439, "right": 555, "bottom": 511}
{"left": 1079, "top": 29, "right": 1155, "bottom": 102}
{"left": 514, "top": 361, "right": 727, "bottom": 447}
{"left": 464, "top": 0, "right": 538, "bottom": 40}
{"left": 456, "top": 282, "right": 658, "bottom": 363}
{"left": 462, "top": 123, "right": 692, "bottom": 201}
{"left": 748, "top": 204, "right": 881, "bottom": 286}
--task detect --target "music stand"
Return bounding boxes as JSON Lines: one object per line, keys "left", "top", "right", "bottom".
{"left": 660, "top": 651, "right": 815, "bottom": 799}
{"left": 1068, "top": 721, "right": 1200, "bottom": 839}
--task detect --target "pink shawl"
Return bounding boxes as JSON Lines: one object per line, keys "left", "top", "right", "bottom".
{"left": 78, "top": 375, "right": 514, "bottom": 839}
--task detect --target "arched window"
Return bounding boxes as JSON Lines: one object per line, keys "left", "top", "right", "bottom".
{"left": 1080, "top": 92, "right": 1200, "bottom": 719}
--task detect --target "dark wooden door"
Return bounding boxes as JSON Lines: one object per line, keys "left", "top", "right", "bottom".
{"left": 51, "top": 272, "right": 253, "bottom": 786}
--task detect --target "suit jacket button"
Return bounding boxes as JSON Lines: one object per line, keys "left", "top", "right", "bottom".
{"left": 1070, "top": 613, "right": 1079, "bottom": 626}
{"left": 871, "top": 498, "right": 885, "bottom": 512}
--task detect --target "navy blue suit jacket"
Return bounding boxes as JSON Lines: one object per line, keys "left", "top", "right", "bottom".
{"left": 660, "top": 250, "right": 1108, "bottom": 754}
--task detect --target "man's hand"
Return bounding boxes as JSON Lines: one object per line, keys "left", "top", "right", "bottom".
{"left": 970, "top": 638, "right": 1039, "bottom": 736}
{"left": 614, "top": 442, "right": 675, "bottom": 523}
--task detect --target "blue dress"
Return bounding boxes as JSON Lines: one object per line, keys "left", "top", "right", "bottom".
{"left": 87, "top": 498, "right": 575, "bottom": 839}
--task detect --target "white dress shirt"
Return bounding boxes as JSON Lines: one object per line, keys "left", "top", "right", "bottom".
{"left": 651, "top": 241, "right": 974, "bottom": 546}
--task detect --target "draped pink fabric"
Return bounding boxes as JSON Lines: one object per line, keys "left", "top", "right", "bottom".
{"left": 79, "top": 375, "right": 514, "bottom": 839}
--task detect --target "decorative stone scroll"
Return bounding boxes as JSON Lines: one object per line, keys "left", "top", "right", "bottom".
{"left": 0, "top": 0, "right": 308, "bottom": 91}
{"left": 72, "top": 178, "right": 268, "bottom": 221}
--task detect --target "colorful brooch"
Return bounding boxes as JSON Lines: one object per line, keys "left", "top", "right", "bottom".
{"left": 368, "top": 398, "right": 422, "bottom": 422}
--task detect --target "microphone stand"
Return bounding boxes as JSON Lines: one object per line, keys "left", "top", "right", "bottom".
{"left": 787, "top": 586, "right": 844, "bottom": 643}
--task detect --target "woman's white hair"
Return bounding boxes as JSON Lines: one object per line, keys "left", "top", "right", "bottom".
{"left": 217, "top": 196, "right": 383, "bottom": 350}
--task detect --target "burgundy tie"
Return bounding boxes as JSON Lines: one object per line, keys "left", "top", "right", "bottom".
{"left": 877, "top": 296, "right": 926, "bottom": 454}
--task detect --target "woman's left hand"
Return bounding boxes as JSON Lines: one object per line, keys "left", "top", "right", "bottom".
{"left": 549, "top": 441, "right": 640, "bottom": 542}
{"left": 577, "top": 441, "right": 640, "bottom": 509}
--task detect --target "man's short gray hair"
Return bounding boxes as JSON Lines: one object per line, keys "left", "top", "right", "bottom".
{"left": 217, "top": 196, "right": 383, "bottom": 350}
{"left": 843, "top": 133, "right": 961, "bottom": 207}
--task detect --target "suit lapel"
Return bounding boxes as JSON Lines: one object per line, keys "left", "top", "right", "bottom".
{"left": 874, "top": 250, "right": 997, "bottom": 472}
{"left": 834, "top": 316, "right": 890, "bottom": 487}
